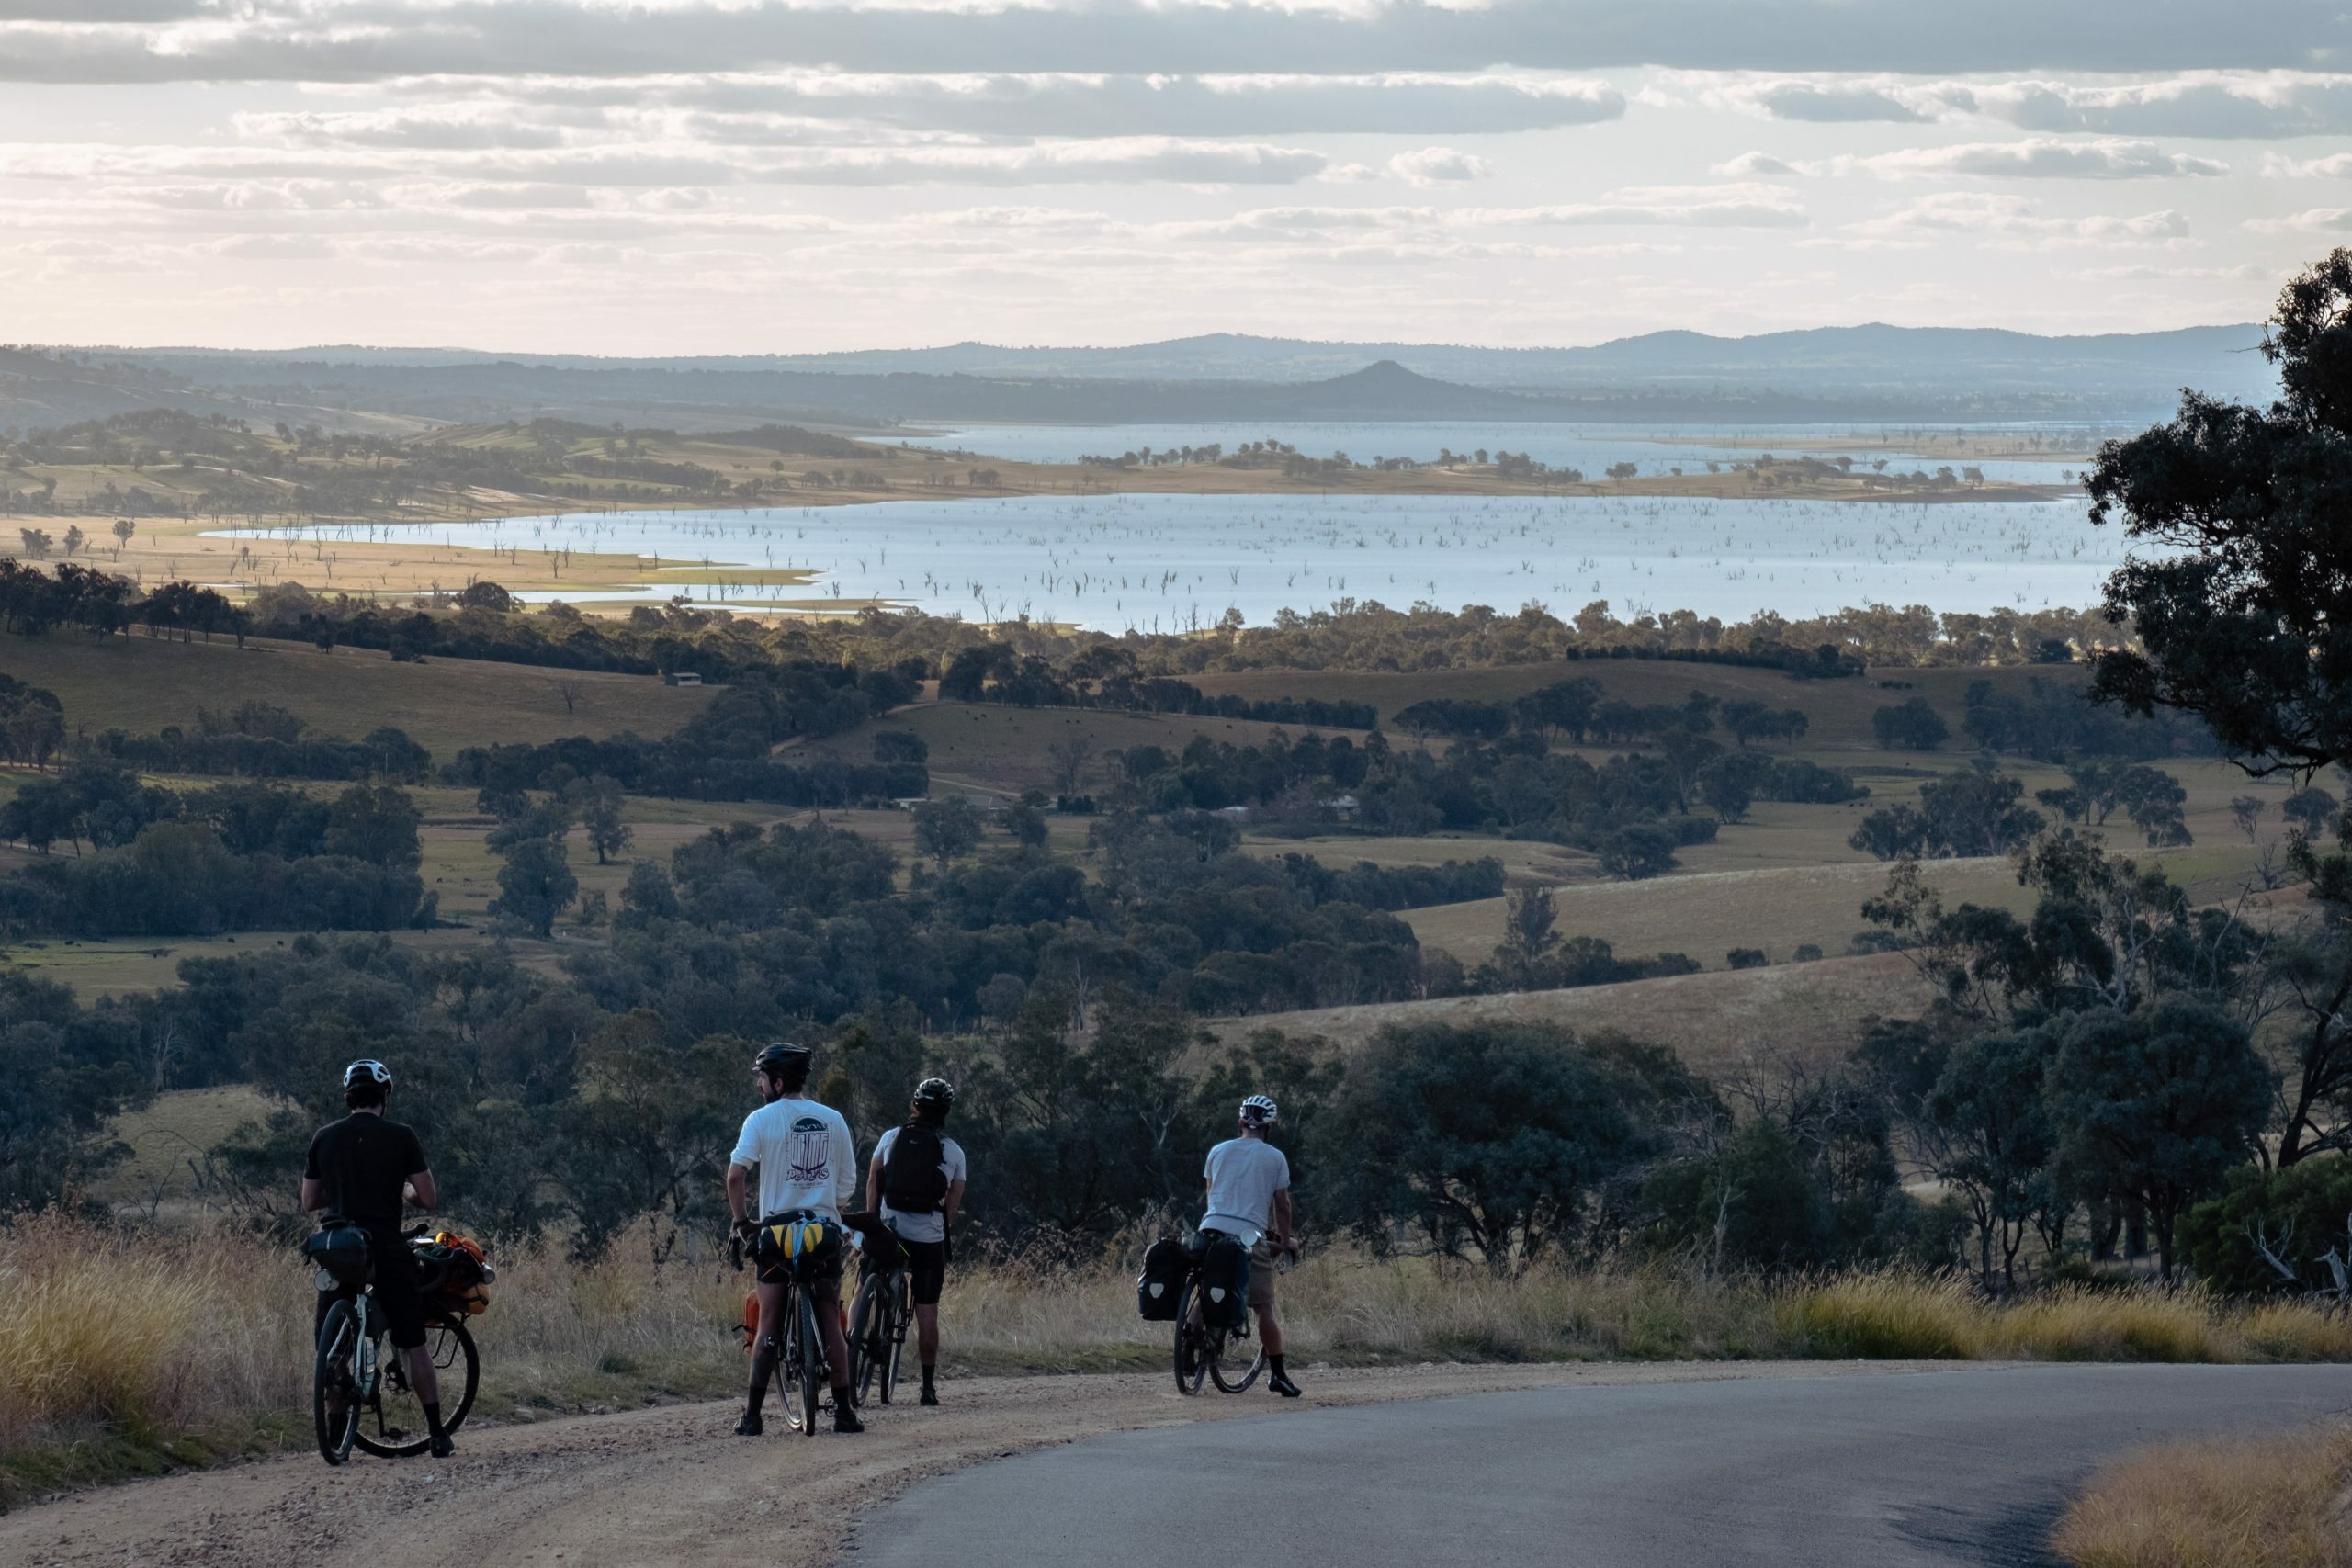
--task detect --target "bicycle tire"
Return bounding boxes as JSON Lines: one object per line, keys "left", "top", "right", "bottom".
{"left": 881, "top": 1273, "right": 908, "bottom": 1405}
{"left": 313, "top": 1298, "right": 360, "bottom": 1466}
{"left": 1171, "top": 1280, "right": 1209, "bottom": 1396}
{"left": 355, "top": 1317, "right": 479, "bottom": 1459}
{"left": 775, "top": 1284, "right": 805, "bottom": 1432}
{"left": 1210, "top": 1332, "right": 1266, "bottom": 1394}
{"left": 796, "top": 1287, "right": 823, "bottom": 1438}
{"left": 849, "top": 1274, "right": 884, "bottom": 1407}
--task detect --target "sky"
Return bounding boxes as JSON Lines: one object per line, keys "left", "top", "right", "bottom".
{"left": 3, "top": 0, "right": 2350, "bottom": 354}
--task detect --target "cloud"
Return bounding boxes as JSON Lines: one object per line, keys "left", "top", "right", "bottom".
{"left": 2266, "top": 152, "right": 2352, "bottom": 178}
{"left": 1387, "top": 146, "right": 1489, "bottom": 185}
{"left": 2249, "top": 208, "right": 2352, "bottom": 233}
{"left": 1462, "top": 183, "right": 1807, "bottom": 227}
{"left": 1715, "top": 152, "right": 1795, "bottom": 176}
{"left": 1842, "top": 191, "right": 2190, "bottom": 248}
{"left": 0, "top": 3, "right": 2332, "bottom": 86}
{"left": 2064, "top": 262, "right": 2268, "bottom": 280}
{"left": 1834, "top": 138, "right": 2229, "bottom": 180}
{"left": 1681, "top": 70, "right": 2352, "bottom": 139}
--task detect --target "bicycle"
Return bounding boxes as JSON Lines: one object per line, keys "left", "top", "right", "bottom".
{"left": 1171, "top": 1234, "right": 1295, "bottom": 1397}
{"left": 730, "top": 1215, "right": 842, "bottom": 1437}
{"left": 847, "top": 1234, "right": 911, "bottom": 1408}
{"left": 310, "top": 1227, "right": 480, "bottom": 1465}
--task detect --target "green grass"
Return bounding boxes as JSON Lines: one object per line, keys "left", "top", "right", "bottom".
{"left": 0, "top": 632, "right": 713, "bottom": 759}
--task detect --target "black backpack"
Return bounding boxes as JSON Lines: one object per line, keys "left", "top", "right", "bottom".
{"left": 881, "top": 1122, "right": 952, "bottom": 1214}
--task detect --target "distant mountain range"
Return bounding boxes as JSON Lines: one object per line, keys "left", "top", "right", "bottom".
{"left": 8, "top": 323, "right": 2277, "bottom": 435}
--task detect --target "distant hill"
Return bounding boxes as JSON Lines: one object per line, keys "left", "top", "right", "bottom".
{"left": 28, "top": 322, "right": 2278, "bottom": 434}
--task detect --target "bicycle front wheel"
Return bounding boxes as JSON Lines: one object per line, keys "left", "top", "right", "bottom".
{"left": 849, "top": 1274, "right": 885, "bottom": 1407}
{"left": 1171, "top": 1281, "right": 1209, "bottom": 1396}
{"left": 356, "top": 1317, "right": 479, "bottom": 1458}
{"left": 312, "top": 1299, "right": 360, "bottom": 1466}
{"left": 796, "top": 1288, "right": 824, "bottom": 1438}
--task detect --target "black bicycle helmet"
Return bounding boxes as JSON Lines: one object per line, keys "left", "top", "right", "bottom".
{"left": 344, "top": 1059, "right": 394, "bottom": 1090}
{"left": 913, "top": 1077, "right": 956, "bottom": 1108}
{"left": 753, "top": 1042, "right": 812, "bottom": 1073}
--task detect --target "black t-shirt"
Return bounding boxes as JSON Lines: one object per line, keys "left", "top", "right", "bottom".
{"left": 305, "top": 1112, "right": 427, "bottom": 1232}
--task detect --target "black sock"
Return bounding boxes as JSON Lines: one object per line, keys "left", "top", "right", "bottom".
{"left": 424, "top": 1401, "right": 447, "bottom": 1439}
{"left": 922, "top": 1363, "right": 936, "bottom": 1389}
{"left": 1269, "top": 1355, "right": 1286, "bottom": 1378}
{"left": 747, "top": 1341, "right": 778, "bottom": 1413}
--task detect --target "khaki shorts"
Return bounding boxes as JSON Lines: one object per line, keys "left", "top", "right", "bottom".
{"left": 1248, "top": 1238, "right": 1278, "bottom": 1308}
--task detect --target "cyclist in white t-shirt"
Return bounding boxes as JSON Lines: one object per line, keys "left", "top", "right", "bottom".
{"left": 726, "top": 1042, "right": 863, "bottom": 1436}
{"left": 865, "top": 1077, "right": 967, "bottom": 1405}
{"left": 1200, "top": 1093, "right": 1302, "bottom": 1397}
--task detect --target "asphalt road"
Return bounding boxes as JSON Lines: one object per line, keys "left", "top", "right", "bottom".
{"left": 849, "top": 1364, "right": 2352, "bottom": 1568}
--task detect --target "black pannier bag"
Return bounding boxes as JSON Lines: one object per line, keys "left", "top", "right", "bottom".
{"left": 1136, "top": 1236, "right": 1188, "bottom": 1322}
{"left": 1198, "top": 1233, "right": 1250, "bottom": 1330}
{"left": 302, "top": 1221, "right": 371, "bottom": 1288}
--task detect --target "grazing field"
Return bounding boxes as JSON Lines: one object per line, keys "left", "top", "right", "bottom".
{"left": 1402, "top": 857, "right": 2030, "bottom": 967}
{"left": 0, "top": 633, "right": 710, "bottom": 758}
{"left": 1209, "top": 953, "right": 1941, "bottom": 1078}
{"left": 1187, "top": 660, "right": 2090, "bottom": 750}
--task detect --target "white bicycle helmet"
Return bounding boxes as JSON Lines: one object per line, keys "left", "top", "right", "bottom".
{"left": 1239, "top": 1094, "right": 1278, "bottom": 1127}
{"left": 343, "top": 1059, "right": 394, "bottom": 1090}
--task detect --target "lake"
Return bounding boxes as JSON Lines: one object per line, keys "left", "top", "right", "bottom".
{"left": 223, "top": 489, "right": 2120, "bottom": 633}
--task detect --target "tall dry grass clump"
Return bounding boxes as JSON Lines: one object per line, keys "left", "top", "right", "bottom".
{"left": 2052, "top": 1422, "right": 2352, "bottom": 1568}
{"left": 0, "top": 1210, "right": 307, "bottom": 1455}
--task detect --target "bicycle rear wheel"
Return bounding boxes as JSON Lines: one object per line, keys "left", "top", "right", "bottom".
{"left": 796, "top": 1288, "right": 824, "bottom": 1437}
{"left": 312, "top": 1299, "right": 360, "bottom": 1466}
{"left": 356, "top": 1317, "right": 478, "bottom": 1458}
{"left": 775, "top": 1285, "right": 806, "bottom": 1432}
{"left": 1209, "top": 1330, "right": 1266, "bottom": 1393}
{"left": 1171, "top": 1280, "right": 1209, "bottom": 1396}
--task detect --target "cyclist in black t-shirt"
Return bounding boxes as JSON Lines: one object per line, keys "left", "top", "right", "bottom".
{"left": 300, "top": 1059, "right": 456, "bottom": 1458}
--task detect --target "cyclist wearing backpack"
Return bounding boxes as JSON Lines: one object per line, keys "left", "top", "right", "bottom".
{"left": 727, "top": 1042, "right": 863, "bottom": 1437}
{"left": 300, "top": 1059, "right": 457, "bottom": 1458}
{"left": 1201, "top": 1094, "right": 1302, "bottom": 1398}
{"left": 865, "top": 1077, "right": 967, "bottom": 1406}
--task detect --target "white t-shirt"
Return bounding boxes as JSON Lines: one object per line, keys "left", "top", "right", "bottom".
{"left": 1201, "top": 1136, "right": 1290, "bottom": 1243}
{"left": 874, "top": 1125, "right": 968, "bottom": 1245}
{"left": 731, "top": 1097, "right": 858, "bottom": 1222}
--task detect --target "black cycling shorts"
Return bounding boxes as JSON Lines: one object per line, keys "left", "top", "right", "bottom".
{"left": 900, "top": 1236, "right": 947, "bottom": 1307}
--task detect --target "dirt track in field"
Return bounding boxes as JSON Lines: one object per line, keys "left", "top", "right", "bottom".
{"left": 0, "top": 1361, "right": 1985, "bottom": 1567}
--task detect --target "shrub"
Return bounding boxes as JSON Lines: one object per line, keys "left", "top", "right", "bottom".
{"left": 1726, "top": 948, "right": 1768, "bottom": 970}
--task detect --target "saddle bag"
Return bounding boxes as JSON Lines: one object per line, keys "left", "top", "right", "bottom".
{"left": 1136, "top": 1236, "right": 1187, "bottom": 1322}
{"left": 301, "top": 1222, "right": 371, "bottom": 1289}
{"left": 1198, "top": 1233, "right": 1251, "bottom": 1331}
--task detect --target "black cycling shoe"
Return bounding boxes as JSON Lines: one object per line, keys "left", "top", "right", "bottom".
{"left": 833, "top": 1404, "right": 865, "bottom": 1434}
{"left": 1268, "top": 1373, "right": 1303, "bottom": 1398}
{"left": 919, "top": 1386, "right": 939, "bottom": 1407}
{"left": 735, "top": 1411, "right": 764, "bottom": 1437}
{"left": 429, "top": 1432, "right": 457, "bottom": 1458}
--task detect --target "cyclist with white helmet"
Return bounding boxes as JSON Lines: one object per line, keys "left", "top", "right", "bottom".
{"left": 300, "top": 1059, "right": 456, "bottom": 1457}
{"left": 1201, "top": 1093, "right": 1302, "bottom": 1398}
{"left": 865, "top": 1077, "right": 967, "bottom": 1406}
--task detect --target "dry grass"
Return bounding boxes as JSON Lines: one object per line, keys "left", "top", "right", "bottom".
{"left": 2052, "top": 1423, "right": 2352, "bottom": 1568}
{"left": 1206, "top": 953, "right": 1942, "bottom": 1080}
{"left": 14, "top": 1207, "right": 2352, "bottom": 1505}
